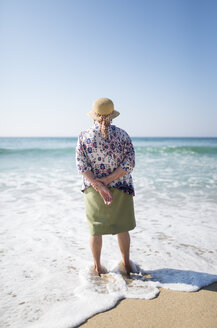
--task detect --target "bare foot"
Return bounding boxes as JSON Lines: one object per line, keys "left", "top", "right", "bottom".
{"left": 123, "top": 261, "right": 133, "bottom": 275}
{"left": 94, "top": 264, "right": 102, "bottom": 276}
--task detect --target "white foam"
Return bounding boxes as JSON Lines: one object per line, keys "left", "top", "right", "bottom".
{"left": 1, "top": 149, "right": 217, "bottom": 327}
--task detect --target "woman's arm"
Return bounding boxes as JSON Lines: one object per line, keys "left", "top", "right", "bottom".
{"left": 95, "top": 166, "right": 127, "bottom": 186}
{"left": 82, "top": 170, "right": 114, "bottom": 205}
{"left": 76, "top": 133, "right": 92, "bottom": 174}
{"left": 119, "top": 132, "right": 135, "bottom": 173}
{"left": 82, "top": 170, "right": 105, "bottom": 192}
{"left": 76, "top": 136, "right": 105, "bottom": 192}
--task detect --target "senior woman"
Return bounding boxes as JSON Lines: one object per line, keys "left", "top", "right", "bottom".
{"left": 76, "top": 97, "right": 136, "bottom": 276}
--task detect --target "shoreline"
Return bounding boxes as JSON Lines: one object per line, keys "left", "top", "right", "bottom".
{"left": 80, "top": 281, "right": 217, "bottom": 328}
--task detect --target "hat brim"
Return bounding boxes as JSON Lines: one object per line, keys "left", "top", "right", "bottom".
{"left": 87, "top": 110, "right": 120, "bottom": 119}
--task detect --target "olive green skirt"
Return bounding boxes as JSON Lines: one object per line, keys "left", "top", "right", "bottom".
{"left": 84, "top": 186, "right": 136, "bottom": 236}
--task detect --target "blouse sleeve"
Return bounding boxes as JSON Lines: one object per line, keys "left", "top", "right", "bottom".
{"left": 75, "top": 133, "right": 92, "bottom": 174}
{"left": 119, "top": 132, "right": 135, "bottom": 173}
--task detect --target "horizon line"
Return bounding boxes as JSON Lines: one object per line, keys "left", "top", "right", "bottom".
{"left": 0, "top": 136, "right": 217, "bottom": 138}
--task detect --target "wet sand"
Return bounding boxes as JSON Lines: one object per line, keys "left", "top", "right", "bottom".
{"left": 80, "top": 282, "right": 217, "bottom": 328}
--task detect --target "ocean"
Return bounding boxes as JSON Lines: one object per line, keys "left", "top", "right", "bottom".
{"left": 1, "top": 136, "right": 217, "bottom": 328}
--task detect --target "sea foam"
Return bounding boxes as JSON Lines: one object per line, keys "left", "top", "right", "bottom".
{"left": 1, "top": 137, "right": 217, "bottom": 327}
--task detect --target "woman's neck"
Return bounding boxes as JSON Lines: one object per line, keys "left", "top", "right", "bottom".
{"left": 94, "top": 120, "right": 111, "bottom": 126}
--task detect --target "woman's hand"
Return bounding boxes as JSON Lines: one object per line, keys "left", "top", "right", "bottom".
{"left": 95, "top": 167, "right": 127, "bottom": 186}
{"left": 91, "top": 178, "right": 113, "bottom": 205}
{"left": 95, "top": 176, "right": 110, "bottom": 186}
{"left": 91, "top": 179, "right": 104, "bottom": 192}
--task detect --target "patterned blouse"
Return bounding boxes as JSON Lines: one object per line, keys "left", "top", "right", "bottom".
{"left": 75, "top": 121, "right": 135, "bottom": 196}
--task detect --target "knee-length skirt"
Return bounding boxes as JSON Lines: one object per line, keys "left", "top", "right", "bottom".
{"left": 83, "top": 186, "right": 136, "bottom": 236}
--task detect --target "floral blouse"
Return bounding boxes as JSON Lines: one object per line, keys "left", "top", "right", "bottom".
{"left": 75, "top": 121, "right": 135, "bottom": 196}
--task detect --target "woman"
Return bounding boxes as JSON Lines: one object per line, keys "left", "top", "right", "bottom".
{"left": 76, "top": 97, "right": 136, "bottom": 276}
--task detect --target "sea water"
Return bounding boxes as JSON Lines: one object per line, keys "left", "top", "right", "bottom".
{"left": 0, "top": 136, "right": 217, "bottom": 328}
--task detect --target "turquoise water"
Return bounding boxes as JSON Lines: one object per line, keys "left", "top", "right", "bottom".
{"left": 1, "top": 136, "right": 217, "bottom": 156}
{"left": 1, "top": 136, "right": 217, "bottom": 200}
{"left": 1, "top": 136, "right": 217, "bottom": 328}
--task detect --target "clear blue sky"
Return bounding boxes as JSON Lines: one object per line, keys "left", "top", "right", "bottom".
{"left": 0, "top": 0, "right": 216, "bottom": 137}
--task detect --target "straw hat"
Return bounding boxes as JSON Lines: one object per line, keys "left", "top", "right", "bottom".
{"left": 88, "top": 97, "right": 120, "bottom": 119}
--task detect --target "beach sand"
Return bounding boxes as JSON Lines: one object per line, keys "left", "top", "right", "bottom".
{"left": 80, "top": 282, "right": 217, "bottom": 328}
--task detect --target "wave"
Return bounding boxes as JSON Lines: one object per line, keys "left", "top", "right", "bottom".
{"left": 135, "top": 145, "right": 217, "bottom": 155}
{"left": 1, "top": 145, "right": 217, "bottom": 156}
{"left": 0, "top": 147, "right": 74, "bottom": 156}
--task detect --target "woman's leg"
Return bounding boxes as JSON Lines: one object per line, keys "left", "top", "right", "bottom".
{"left": 117, "top": 231, "right": 132, "bottom": 274}
{"left": 90, "top": 235, "right": 102, "bottom": 276}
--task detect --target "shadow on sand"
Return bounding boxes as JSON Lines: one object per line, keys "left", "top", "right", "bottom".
{"left": 144, "top": 267, "right": 217, "bottom": 292}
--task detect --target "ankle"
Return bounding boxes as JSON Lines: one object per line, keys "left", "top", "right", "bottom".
{"left": 123, "top": 259, "right": 130, "bottom": 266}
{"left": 94, "top": 263, "right": 102, "bottom": 276}
{"left": 123, "top": 261, "right": 132, "bottom": 274}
